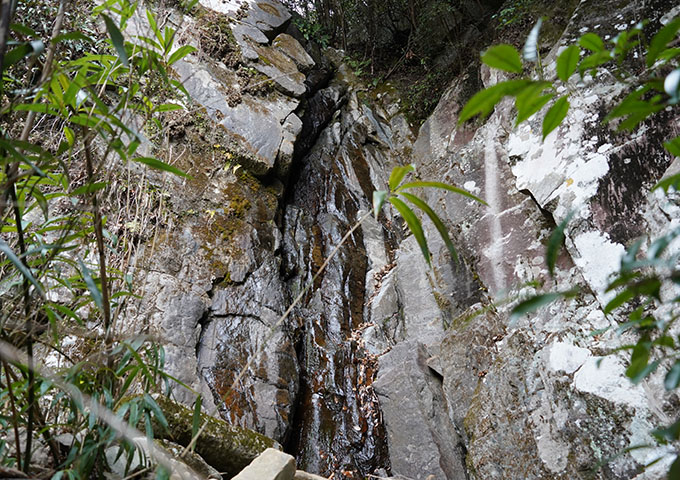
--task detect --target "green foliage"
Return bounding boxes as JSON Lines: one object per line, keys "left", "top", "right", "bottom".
{"left": 492, "top": 0, "right": 539, "bottom": 27}
{"left": 344, "top": 55, "right": 372, "bottom": 78}
{"left": 481, "top": 45, "right": 524, "bottom": 74}
{"left": 509, "top": 290, "right": 577, "bottom": 322}
{"left": 374, "top": 164, "right": 486, "bottom": 267}
{"left": 460, "top": 17, "right": 680, "bottom": 146}
{"left": 293, "top": 13, "right": 330, "bottom": 49}
{"left": 465, "top": 13, "right": 680, "bottom": 476}
{"left": 545, "top": 210, "right": 574, "bottom": 276}
{"left": 0, "top": 0, "right": 196, "bottom": 476}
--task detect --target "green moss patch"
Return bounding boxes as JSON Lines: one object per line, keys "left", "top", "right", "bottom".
{"left": 153, "top": 395, "right": 279, "bottom": 478}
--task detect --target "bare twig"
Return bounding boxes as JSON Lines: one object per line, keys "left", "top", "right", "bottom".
{"left": 0, "top": 0, "right": 14, "bottom": 80}
{"left": 2, "top": 360, "right": 22, "bottom": 470}
{"left": 83, "top": 131, "right": 113, "bottom": 346}
{"left": 0, "top": 0, "right": 66, "bottom": 219}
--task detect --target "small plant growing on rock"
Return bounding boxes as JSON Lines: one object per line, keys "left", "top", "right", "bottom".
{"left": 373, "top": 163, "right": 487, "bottom": 266}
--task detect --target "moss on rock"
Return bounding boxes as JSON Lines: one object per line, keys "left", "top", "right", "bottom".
{"left": 153, "top": 395, "right": 280, "bottom": 478}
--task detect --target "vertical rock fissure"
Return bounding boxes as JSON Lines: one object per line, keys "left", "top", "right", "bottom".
{"left": 280, "top": 89, "right": 393, "bottom": 478}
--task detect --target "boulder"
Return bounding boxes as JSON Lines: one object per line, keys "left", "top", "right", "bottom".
{"left": 199, "top": 0, "right": 291, "bottom": 40}
{"left": 232, "top": 448, "right": 296, "bottom": 480}
{"left": 273, "top": 34, "right": 315, "bottom": 72}
{"left": 253, "top": 44, "right": 307, "bottom": 97}
{"left": 293, "top": 471, "right": 328, "bottom": 480}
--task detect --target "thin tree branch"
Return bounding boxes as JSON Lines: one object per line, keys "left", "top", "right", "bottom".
{"left": 0, "top": 0, "right": 67, "bottom": 219}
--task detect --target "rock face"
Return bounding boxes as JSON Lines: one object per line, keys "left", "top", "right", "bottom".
{"left": 386, "top": 0, "right": 680, "bottom": 478}
{"left": 128, "top": 0, "right": 680, "bottom": 479}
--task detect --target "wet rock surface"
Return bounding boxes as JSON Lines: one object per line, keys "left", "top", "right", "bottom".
{"left": 282, "top": 86, "right": 405, "bottom": 478}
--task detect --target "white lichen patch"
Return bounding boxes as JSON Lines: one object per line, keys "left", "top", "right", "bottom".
{"left": 463, "top": 180, "right": 479, "bottom": 194}
{"left": 548, "top": 341, "right": 591, "bottom": 374}
{"left": 571, "top": 230, "right": 625, "bottom": 302}
{"left": 573, "top": 355, "right": 647, "bottom": 409}
{"left": 199, "top": 0, "right": 242, "bottom": 15}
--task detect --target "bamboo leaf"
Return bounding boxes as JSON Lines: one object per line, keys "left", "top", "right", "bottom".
{"left": 71, "top": 182, "right": 107, "bottom": 196}
{"left": 64, "top": 126, "right": 75, "bottom": 146}
{"left": 12, "top": 103, "right": 61, "bottom": 115}
{"left": 388, "top": 164, "right": 415, "bottom": 191}
{"left": 542, "top": 95, "right": 569, "bottom": 140}
{"left": 155, "top": 103, "right": 183, "bottom": 113}
{"left": 167, "top": 45, "right": 196, "bottom": 65}
{"left": 481, "top": 44, "right": 523, "bottom": 73}
{"left": 4, "top": 44, "right": 32, "bottom": 67}
{"left": 389, "top": 197, "right": 430, "bottom": 266}
{"left": 134, "top": 157, "right": 189, "bottom": 178}
{"left": 556, "top": 45, "right": 580, "bottom": 82}
{"left": 191, "top": 395, "right": 202, "bottom": 445}
{"left": 118, "top": 366, "right": 140, "bottom": 398}
{"left": 32, "top": 188, "right": 49, "bottom": 221}
{"left": 397, "top": 181, "right": 487, "bottom": 205}
{"left": 125, "top": 344, "right": 155, "bottom": 391}
{"left": 0, "top": 239, "right": 44, "bottom": 296}
{"left": 399, "top": 191, "right": 458, "bottom": 262}
{"left": 54, "top": 32, "right": 94, "bottom": 44}
{"left": 146, "top": 8, "right": 159, "bottom": 39}
{"left": 373, "top": 190, "right": 388, "bottom": 219}
{"left": 101, "top": 14, "right": 129, "bottom": 67}
{"left": 144, "top": 393, "right": 168, "bottom": 430}
{"left": 78, "top": 258, "right": 103, "bottom": 311}
{"left": 11, "top": 23, "right": 37, "bottom": 36}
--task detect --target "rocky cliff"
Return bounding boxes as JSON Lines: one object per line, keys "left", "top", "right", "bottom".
{"left": 127, "top": 0, "right": 680, "bottom": 478}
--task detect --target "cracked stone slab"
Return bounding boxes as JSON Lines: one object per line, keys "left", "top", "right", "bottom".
{"left": 173, "top": 56, "right": 299, "bottom": 174}
{"left": 253, "top": 43, "right": 307, "bottom": 97}
{"left": 273, "top": 33, "right": 315, "bottom": 72}
{"left": 232, "top": 22, "right": 270, "bottom": 61}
